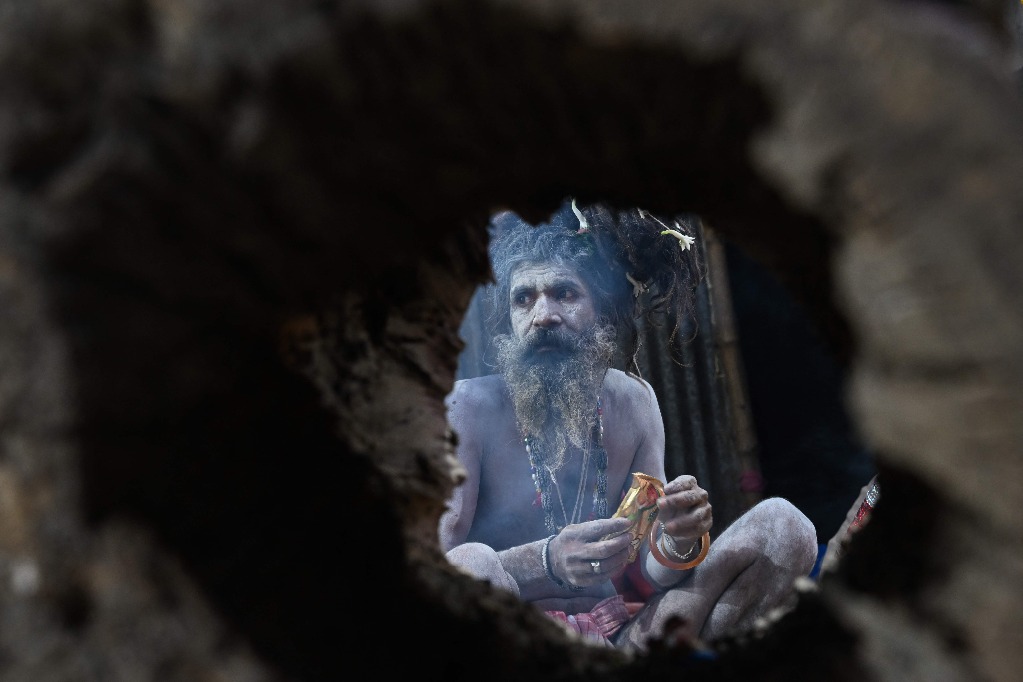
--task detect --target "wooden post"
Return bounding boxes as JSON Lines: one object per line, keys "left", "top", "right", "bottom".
{"left": 702, "top": 224, "right": 764, "bottom": 511}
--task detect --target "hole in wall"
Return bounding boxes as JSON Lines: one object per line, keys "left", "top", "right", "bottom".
{"left": 11, "top": 0, "right": 1018, "bottom": 678}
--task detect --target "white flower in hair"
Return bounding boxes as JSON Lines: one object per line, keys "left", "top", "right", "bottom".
{"left": 640, "top": 209, "right": 696, "bottom": 252}
{"left": 660, "top": 222, "right": 696, "bottom": 251}
{"left": 571, "top": 199, "right": 590, "bottom": 234}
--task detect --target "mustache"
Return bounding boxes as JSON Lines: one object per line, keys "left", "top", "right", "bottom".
{"left": 523, "top": 327, "right": 579, "bottom": 355}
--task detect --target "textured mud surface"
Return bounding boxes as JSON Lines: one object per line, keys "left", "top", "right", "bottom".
{"left": 1, "top": 1, "right": 1021, "bottom": 680}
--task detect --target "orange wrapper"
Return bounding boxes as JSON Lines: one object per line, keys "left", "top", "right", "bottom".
{"left": 608, "top": 472, "right": 664, "bottom": 563}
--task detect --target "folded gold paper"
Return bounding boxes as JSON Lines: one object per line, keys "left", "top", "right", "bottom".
{"left": 610, "top": 472, "right": 664, "bottom": 563}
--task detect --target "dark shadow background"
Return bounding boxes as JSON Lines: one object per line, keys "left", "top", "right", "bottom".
{"left": 725, "top": 241, "right": 876, "bottom": 544}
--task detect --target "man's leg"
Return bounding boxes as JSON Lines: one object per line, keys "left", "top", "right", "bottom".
{"left": 446, "top": 542, "right": 521, "bottom": 596}
{"left": 614, "top": 497, "right": 817, "bottom": 649}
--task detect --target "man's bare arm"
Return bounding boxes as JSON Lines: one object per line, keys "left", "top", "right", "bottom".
{"left": 442, "top": 379, "right": 573, "bottom": 598}
{"left": 617, "top": 374, "right": 709, "bottom": 588}
{"left": 622, "top": 373, "right": 668, "bottom": 484}
{"left": 439, "top": 379, "right": 482, "bottom": 552}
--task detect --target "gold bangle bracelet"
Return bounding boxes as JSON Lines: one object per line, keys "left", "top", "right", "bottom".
{"left": 648, "top": 525, "right": 710, "bottom": 571}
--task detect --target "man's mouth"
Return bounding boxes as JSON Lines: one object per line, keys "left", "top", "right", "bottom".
{"left": 525, "top": 341, "right": 572, "bottom": 361}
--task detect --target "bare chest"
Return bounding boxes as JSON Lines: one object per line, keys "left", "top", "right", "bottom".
{"left": 467, "top": 421, "right": 640, "bottom": 549}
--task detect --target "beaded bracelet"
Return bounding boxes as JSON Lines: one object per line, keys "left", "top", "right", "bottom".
{"left": 542, "top": 534, "right": 583, "bottom": 590}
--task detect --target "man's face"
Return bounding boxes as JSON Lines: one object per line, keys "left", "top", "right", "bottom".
{"left": 497, "top": 261, "right": 612, "bottom": 469}
{"left": 508, "top": 263, "right": 597, "bottom": 353}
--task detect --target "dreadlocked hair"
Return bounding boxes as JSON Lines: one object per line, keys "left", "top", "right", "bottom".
{"left": 486, "top": 199, "right": 706, "bottom": 374}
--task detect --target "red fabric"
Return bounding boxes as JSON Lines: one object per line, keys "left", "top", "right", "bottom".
{"left": 850, "top": 498, "right": 874, "bottom": 529}
{"left": 850, "top": 481, "right": 880, "bottom": 530}
{"left": 612, "top": 556, "right": 657, "bottom": 604}
{"left": 544, "top": 595, "right": 631, "bottom": 646}
{"left": 739, "top": 469, "right": 765, "bottom": 493}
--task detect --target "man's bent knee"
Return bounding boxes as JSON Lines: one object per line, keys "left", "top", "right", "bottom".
{"left": 747, "top": 498, "right": 818, "bottom": 574}
{"left": 446, "top": 543, "right": 520, "bottom": 596}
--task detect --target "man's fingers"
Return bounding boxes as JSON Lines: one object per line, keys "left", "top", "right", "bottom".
{"left": 591, "top": 530, "right": 633, "bottom": 557}
{"left": 663, "top": 475, "right": 697, "bottom": 495}
{"left": 575, "top": 539, "right": 631, "bottom": 579}
{"left": 559, "top": 519, "right": 634, "bottom": 585}
{"left": 584, "top": 516, "right": 632, "bottom": 540}
{"left": 661, "top": 503, "right": 713, "bottom": 539}
{"left": 657, "top": 488, "right": 708, "bottom": 514}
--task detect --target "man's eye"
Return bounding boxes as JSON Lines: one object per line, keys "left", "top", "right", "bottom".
{"left": 513, "top": 293, "right": 531, "bottom": 306}
{"left": 558, "top": 288, "right": 577, "bottom": 301}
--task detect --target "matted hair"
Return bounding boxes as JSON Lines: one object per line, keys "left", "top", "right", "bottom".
{"left": 486, "top": 198, "right": 706, "bottom": 372}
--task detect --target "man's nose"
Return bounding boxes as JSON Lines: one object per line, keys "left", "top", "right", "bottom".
{"left": 532, "top": 295, "right": 563, "bottom": 327}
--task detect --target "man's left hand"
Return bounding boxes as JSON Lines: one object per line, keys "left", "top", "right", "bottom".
{"left": 656, "top": 475, "right": 712, "bottom": 547}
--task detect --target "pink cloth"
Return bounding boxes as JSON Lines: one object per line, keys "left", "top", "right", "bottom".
{"left": 544, "top": 595, "right": 631, "bottom": 646}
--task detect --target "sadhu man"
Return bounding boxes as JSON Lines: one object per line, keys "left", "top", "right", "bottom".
{"left": 441, "top": 200, "right": 818, "bottom": 649}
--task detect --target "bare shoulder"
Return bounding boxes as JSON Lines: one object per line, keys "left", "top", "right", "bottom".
{"left": 603, "top": 368, "right": 658, "bottom": 408}
{"left": 603, "top": 368, "right": 663, "bottom": 434}
{"left": 445, "top": 374, "right": 509, "bottom": 436}
{"left": 445, "top": 374, "right": 508, "bottom": 414}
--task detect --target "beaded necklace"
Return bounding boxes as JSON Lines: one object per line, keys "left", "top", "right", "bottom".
{"left": 522, "top": 398, "right": 608, "bottom": 534}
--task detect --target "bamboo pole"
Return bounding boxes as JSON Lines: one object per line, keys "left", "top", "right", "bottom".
{"left": 702, "top": 224, "right": 764, "bottom": 511}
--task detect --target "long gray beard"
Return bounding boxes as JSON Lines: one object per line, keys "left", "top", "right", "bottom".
{"left": 495, "top": 323, "right": 616, "bottom": 473}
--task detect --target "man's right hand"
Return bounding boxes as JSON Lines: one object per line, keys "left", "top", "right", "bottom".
{"left": 549, "top": 517, "right": 634, "bottom": 588}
